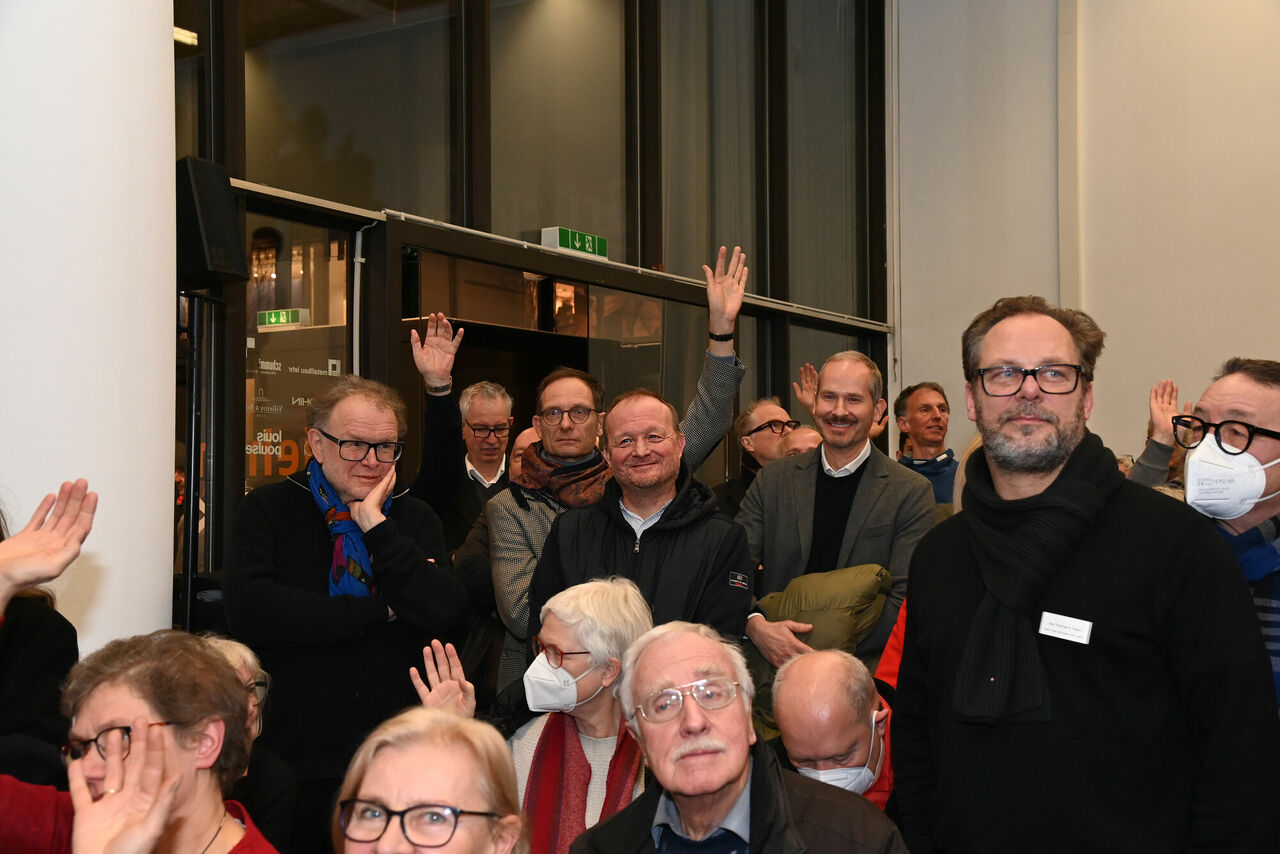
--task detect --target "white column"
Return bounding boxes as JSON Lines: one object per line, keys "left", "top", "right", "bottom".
{"left": 0, "top": 0, "right": 176, "bottom": 652}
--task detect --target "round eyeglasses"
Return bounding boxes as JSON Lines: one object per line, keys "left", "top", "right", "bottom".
{"left": 974, "top": 364, "right": 1083, "bottom": 397}
{"left": 338, "top": 799, "right": 498, "bottom": 848}
{"left": 633, "top": 677, "right": 741, "bottom": 723}
{"left": 61, "top": 722, "right": 172, "bottom": 765}
{"left": 1172, "top": 414, "right": 1280, "bottom": 456}
{"left": 537, "top": 406, "right": 598, "bottom": 425}
{"left": 316, "top": 428, "right": 404, "bottom": 463}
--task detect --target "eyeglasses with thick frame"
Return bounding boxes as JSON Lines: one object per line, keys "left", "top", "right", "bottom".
{"left": 466, "top": 422, "right": 511, "bottom": 440}
{"left": 532, "top": 636, "right": 591, "bottom": 669}
{"left": 633, "top": 677, "right": 741, "bottom": 723}
{"left": 61, "top": 721, "right": 173, "bottom": 764}
{"left": 316, "top": 428, "right": 404, "bottom": 463}
{"left": 973, "top": 364, "right": 1084, "bottom": 397}
{"left": 1171, "top": 414, "right": 1280, "bottom": 456}
{"left": 246, "top": 674, "right": 271, "bottom": 706}
{"left": 537, "top": 406, "right": 598, "bottom": 425}
{"left": 338, "top": 799, "right": 499, "bottom": 848}
{"left": 745, "top": 419, "right": 801, "bottom": 437}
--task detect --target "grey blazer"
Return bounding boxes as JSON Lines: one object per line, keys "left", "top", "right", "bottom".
{"left": 736, "top": 443, "right": 935, "bottom": 654}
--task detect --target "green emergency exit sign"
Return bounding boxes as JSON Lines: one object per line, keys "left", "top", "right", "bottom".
{"left": 257, "top": 309, "right": 309, "bottom": 327}
{"left": 542, "top": 226, "right": 608, "bottom": 259}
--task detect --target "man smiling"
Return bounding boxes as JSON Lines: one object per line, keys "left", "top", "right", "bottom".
{"left": 528, "top": 390, "right": 752, "bottom": 645}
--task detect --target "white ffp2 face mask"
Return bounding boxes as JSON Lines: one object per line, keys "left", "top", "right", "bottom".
{"left": 796, "top": 711, "right": 883, "bottom": 795}
{"left": 522, "top": 652, "right": 602, "bottom": 713}
{"left": 1185, "top": 438, "right": 1280, "bottom": 521}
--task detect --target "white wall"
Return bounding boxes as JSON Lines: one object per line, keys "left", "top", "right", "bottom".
{"left": 893, "top": 0, "right": 1280, "bottom": 459}
{"left": 1075, "top": 0, "right": 1280, "bottom": 454}
{"left": 893, "top": 0, "right": 1061, "bottom": 451}
{"left": 0, "top": 0, "right": 176, "bottom": 652}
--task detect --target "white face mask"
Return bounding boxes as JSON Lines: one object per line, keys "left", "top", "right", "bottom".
{"left": 796, "top": 711, "right": 883, "bottom": 795}
{"left": 1185, "top": 438, "right": 1280, "bottom": 521}
{"left": 523, "top": 652, "right": 602, "bottom": 713}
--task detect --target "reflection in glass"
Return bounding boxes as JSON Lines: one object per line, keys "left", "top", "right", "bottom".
{"left": 244, "top": 214, "right": 351, "bottom": 494}
{"left": 244, "top": 1, "right": 452, "bottom": 217}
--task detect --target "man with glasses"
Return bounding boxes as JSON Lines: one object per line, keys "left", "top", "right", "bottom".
{"left": 487, "top": 247, "right": 750, "bottom": 692}
{"left": 527, "top": 390, "right": 753, "bottom": 647}
{"left": 410, "top": 313, "right": 516, "bottom": 550}
{"left": 893, "top": 297, "right": 1280, "bottom": 852}
{"left": 571, "top": 622, "right": 907, "bottom": 853}
{"left": 1174, "top": 358, "right": 1280, "bottom": 708}
{"left": 714, "top": 397, "right": 800, "bottom": 519}
{"left": 224, "top": 374, "right": 465, "bottom": 850}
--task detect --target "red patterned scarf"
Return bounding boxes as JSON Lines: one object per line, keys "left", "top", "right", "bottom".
{"left": 515, "top": 442, "right": 611, "bottom": 508}
{"left": 523, "top": 712, "right": 643, "bottom": 853}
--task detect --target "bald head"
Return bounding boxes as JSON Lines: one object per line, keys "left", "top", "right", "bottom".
{"left": 777, "top": 425, "right": 823, "bottom": 457}
{"left": 774, "top": 649, "right": 877, "bottom": 725}
{"left": 508, "top": 426, "right": 540, "bottom": 482}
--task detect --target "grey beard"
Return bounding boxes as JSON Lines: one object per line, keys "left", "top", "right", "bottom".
{"left": 983, "top": 423, "right": 1075, "bottom": 473}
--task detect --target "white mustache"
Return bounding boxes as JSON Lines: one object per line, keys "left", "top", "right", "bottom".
{"left": 672, "top": 738, "right": 727, "bottom": 761}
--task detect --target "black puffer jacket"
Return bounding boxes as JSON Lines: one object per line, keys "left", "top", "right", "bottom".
{"left": 528, "top": 464, "right": 752, "bottom": 641}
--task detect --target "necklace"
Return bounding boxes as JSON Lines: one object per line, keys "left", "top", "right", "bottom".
{"left": 199, "top": 809, "right": 227, "bottom": 854}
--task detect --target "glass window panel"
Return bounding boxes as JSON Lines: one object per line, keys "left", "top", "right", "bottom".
{"left": 244, "top": 214, "right": 351, "bottom": 494}
{"left": 491, "top": 0, "right": 626, "bottom": 257}
{"left": 407, "top": 250, "right": 542, "bottom": 331}
{"left": 660, "top": 0, "right": 757, "bottom": 284}
{"left": 244, "top": 1, "right": 452, "bottom": 217}
{"left": 786, "top": 0, "right": 866, "bottom": 316}
{"left": 174, "top": 0, "right": 206, "bottom": 160}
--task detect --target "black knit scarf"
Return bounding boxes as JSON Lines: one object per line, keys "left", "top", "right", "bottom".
{"left": 953, "top": 430, "right": 1124, "bottom": 723}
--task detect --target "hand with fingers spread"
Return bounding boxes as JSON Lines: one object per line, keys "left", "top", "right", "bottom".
{"left": 702, "top": 245, "right": 748, "bottom": 346}
{"left": 0, "top": 478, "right": 98, "bottom": 613}
{"left": 410, "top": 312, "right": 464, "bottom": 391}
{"left": 792, "top": 362, "right": 819, "bottom": 420}
{"left": 410, "top": 639, "right": 477, "bottom": 718}
{"left": 68, "top": 716, "right": 181, "bottom": 854}
{"left": 1148, "top": 379, "right": 1187, "bottom": 446}
{"left": 348, "top": 468, "right": 396, "bottom": 533}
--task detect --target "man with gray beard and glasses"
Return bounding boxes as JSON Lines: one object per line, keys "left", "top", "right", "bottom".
{"left": 892, "top": 296, "right": 1280, "bottom": 853}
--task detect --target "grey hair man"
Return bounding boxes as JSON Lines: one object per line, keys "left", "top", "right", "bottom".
{"left": 570, "top": 623, "right": 907, "bottom": 853}
{"left": 893, "top": 382, "right": 957, "bottom": 505}
{"left": 893, "top": 297, "right": 1280, "bottom": 852}
{"left": 714, "top": 397, "right": 800, "bottom": 518}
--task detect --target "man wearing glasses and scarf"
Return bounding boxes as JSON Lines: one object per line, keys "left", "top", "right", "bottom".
{"left": 893, "top": 297, "right": 1280, "bottom": 853}
{"left": 224, "top": 375, "right": 465, "bottom": 851}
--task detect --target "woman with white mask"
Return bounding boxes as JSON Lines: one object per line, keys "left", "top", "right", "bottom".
{"left": 413, "top": 577, "right": 652, "bottom": 854}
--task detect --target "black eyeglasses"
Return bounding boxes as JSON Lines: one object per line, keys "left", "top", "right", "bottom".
{"left": 61, "top": 722, "right": 172, "bottom": 764}
{"left": 467, "top": 422, "right": 511, "bottom": 439}
{"left": 745, "top": 419, "right": 801, "bottom": 437}
{"left": 1172, "top": 414, "right": 1280, "bottom": 456}
{"left": 316, "top": 428, "right": 404, "bottom": 463}
{"left": 537, "top": 406, "right": 598, "bottom": 425}
{"left": 533, "top": 636, "right": 591, "bottom": 669}
{"left": 246, "top": 675, "right": 271, "bottom": 705}
{"left": 633, "top": 677, "right": 741, "bottom": 723}
{"left": 338, "top": 799, "right": 499, "bottom": 848}
{"left": 974, "top": 364, "right": 1083, "bottom": 397}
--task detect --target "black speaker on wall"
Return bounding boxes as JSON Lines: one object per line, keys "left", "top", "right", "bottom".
{"left": 176, "top": 156, "right": 249, "bottom": 287}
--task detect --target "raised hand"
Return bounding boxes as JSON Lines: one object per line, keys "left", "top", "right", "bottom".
{"left": 0, "top": 479, "right": 97, "bottom": 610}
{"left": 349, "top": 468, "right": 395, "bottom": 533}
{"left": 68, "top": 717, "right": 181, "bottom": 854}
{"left": 792, "top": 363, "right": 819, "bottom": 419}
{"left": 410, "top": 639, "right": 477, "bottom": 718}
{"left": 702, "top": 245, "right": 748, "bottom": 339}
{"left": 410, "top": 313, "right": 464, "bottom": 390}
{"left": 1148, "top": 380, "right": 1183, "bottom": 446}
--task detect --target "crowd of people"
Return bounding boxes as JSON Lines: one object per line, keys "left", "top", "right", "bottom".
{"left": 3, "top": 261, "right": 1280, "bottom": 852}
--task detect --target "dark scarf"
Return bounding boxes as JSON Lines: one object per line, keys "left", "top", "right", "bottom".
{"left": 953, "top": 431, "right": 1124, "bottom": 723}
{"left": 514, "top": 441, "right": 611, "bottom": 508}
{"left": 307, "top": 459, "right": 391, "bottom": 597}
{"left": 523, "top": 712, "right": 643, "bottom": 853}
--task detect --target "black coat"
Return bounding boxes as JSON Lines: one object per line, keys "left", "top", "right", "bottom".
{"left": 223, "top": 473, "right": 464, "bottom": 780}
{"left": 528, "top": 465, "right": 752, "bottom": 642}
{"left": 570, "top": 740, "right": 908, "bottom": 853}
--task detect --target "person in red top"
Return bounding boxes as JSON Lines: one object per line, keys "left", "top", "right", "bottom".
{"left": 772, "top": 649, "right": 893, "bottom": 811}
